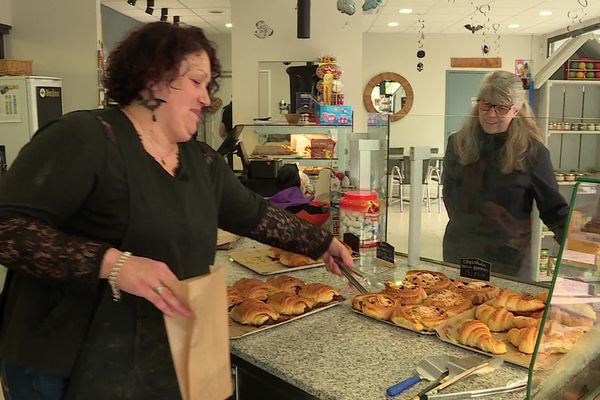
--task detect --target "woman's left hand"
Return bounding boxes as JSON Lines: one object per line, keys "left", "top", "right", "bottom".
{"left": 321, "top": 238, "right": 353, "bottom": 276}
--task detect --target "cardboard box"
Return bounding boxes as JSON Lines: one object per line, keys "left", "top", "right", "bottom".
{"left": 310, "top": 138, "right": 336, "bottom": 159}
{"left": 316, "top": 104, "right": 352, "bottom": 126}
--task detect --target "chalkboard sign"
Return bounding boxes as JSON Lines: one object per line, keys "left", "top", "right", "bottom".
{"left": 460, "top": 257, "right": 491, "bottom": 281}
{"left": 343, "top": 233, "right": 360, "bottom": 253}
{"left": 376, "top": 242, "right": 395, "bottom": 264}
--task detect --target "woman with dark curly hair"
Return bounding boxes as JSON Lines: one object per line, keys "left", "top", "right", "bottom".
{"left": 0, "top": 22, "right": 352, "bottom": 399}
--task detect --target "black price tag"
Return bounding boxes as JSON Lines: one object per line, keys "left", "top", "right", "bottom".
{"left": 376, "top": 242, "right": 395, "bottom": 264}
{"left": 460, "top": 258, "right": 491, "bottom": 281}
{"left": 343, "top": 233, "right": 360, "bottom": 253}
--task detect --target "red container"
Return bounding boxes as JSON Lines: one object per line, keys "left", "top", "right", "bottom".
{"left": 339, "top": 191, "right": 380, "bottom": 247}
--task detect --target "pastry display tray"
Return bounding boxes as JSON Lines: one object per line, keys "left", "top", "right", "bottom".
{"left": 351, "top": 309, "right": 440, "bottom": 335}
{"left": 230, "top": 301, "right": 343, "bottom": 339}
{"left": 229, "top": 248, "right": 325, "bottom": 275}
{"left": 434, "top": 307, "right": 560, "bottom": 369}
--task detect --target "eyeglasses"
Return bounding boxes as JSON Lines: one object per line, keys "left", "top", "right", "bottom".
{"left": 477, "top": 100, "right": 513, "bottom": 115}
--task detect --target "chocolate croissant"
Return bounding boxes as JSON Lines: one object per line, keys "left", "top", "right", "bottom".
{"left": 457, "top": 319, "right": 507, "bottom": 354}
{"left": 230, "top": 299, "right": 280, "bottom": 326}
{"left": 507, "top": 326, "right": 538, "bottom": 354}
{"left": 352, "top": 293, "right": 397, "bottom": 320}
{"left": 299, "top": 283, "right": 341, "bottom": 305}
{"left": 475, "top": 304, "right": 515, "bottom": 332}
{"left": 267, "top": 292, "right": 313, "bottom": 315}
{"left": 266, "top": 275, "right": 305, "bottom": 293}
{"left": 232, "top": 278, "right": 276, "bottom": 301}
{"left": 279, "top": 251, "right": 315, "bottom": 267}
{"left": 227, "top": 286, "right": 245, "bottom": 309}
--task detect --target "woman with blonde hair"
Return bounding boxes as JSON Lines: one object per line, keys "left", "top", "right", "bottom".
{"left": 442, "top": 70, "right": 568, "bottom": 278}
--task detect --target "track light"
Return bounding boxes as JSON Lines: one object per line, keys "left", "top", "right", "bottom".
{"left": 173, "top": 16, "right": 180, "bottom": 25}
{"left": 145, "top": 0, "right": 154, "bottom": 15}
{"left": 127, "top": 0, "right": 136, "bottom": 6}
{"left": 160, "top": 8, "right": 168, "bottom": 22}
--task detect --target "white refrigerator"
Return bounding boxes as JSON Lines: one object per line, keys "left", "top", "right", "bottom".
{"left": 0, "top": 76, "right": 63, "bottom": 169}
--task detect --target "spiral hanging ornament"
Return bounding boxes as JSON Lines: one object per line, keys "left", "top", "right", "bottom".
{"left": 416, "top": 16, "right": 426, "bottom": 71}
{"left": 492, "top": 23, "right": 500, "bottom": 56}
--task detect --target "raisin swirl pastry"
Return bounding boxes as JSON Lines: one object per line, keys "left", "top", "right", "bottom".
{"left": 404, "top": 270, "right": 451, "bottom": 294}
{"left": 227, "top": 286, "right": 245, "bottom": 309}
{"left": 266, "top": 275, "right": 305, "bottom": 293}
{"left": 267, "top": 292, "right": 314, "bottom": 315}
{"left": 381, "top": 281, "right": 427, "bottom": 305}
{"left": 352, "top": 293, "right": 397, "bottom": 320}
{"left": 230, "top": 299, "right": 280, "bottom": 326}
{"left": 390, "top": 304, "right": 448, "bottom": 331}
{"left": 298, "top": 283, "right": 342, "bottom": 305}
{"left": 232, "top": 278, "right": 277, "bottom": 301}
{"left": 423, "top": 289, "right": 472, "bottom": 317}
{"left": 450, "top": 280, "right": 500, "bottom": 305}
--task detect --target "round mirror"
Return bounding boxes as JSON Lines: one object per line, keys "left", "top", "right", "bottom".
{"left": 363, "top": 72, "right": 413, "bottom": 122}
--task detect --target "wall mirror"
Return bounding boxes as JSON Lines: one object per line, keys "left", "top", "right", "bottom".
{"left": 363, "top": 72, "right": 413, "bottom": 122}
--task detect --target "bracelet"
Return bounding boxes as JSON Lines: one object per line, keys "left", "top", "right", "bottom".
{"left": 108, "top": 251, "right": 132, "bottom": 302}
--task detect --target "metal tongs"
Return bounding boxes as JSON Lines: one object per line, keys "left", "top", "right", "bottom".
{"left": 334, "top": 256, "right": 368, "bottom": 294}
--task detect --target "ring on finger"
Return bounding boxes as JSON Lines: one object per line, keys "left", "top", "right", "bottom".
{"left": 153, "top": 284, "right": 166, "bottom": 295}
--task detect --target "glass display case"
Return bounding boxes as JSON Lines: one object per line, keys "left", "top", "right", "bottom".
{"left": 529, "top": 177, "right": 600, "bottom": 399}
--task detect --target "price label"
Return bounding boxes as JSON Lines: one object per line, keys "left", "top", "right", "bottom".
{"left": 376, "top": 242, "right": 395, "bottom": 265}
{"left": 343, "top": 233, "right": 360, "bottom": 254}
{"left": 460, "top": 257, "right": 491, "bottom": 281}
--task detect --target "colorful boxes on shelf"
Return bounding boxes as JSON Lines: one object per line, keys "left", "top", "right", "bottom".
{"left": 565, "top": 59, "right": 600, "bottom": 80}
{"left": 315, "top": 104, "right": 352, "bottom": 125}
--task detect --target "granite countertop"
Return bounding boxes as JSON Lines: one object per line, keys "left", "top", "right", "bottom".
{"left": 219, "top": 239, "right": 533, "bottom": 400}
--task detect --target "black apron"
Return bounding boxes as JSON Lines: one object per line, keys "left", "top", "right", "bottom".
{"left": 66, "top": 110, "right": 216, "bottom": 399}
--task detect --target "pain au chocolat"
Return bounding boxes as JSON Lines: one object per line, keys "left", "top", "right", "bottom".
{"left": 266, "top": 275, "right": 305, "bottom": 293}
{"left": 230, "top": 299, "right": 280, "bottom": 326}
{"left": 352, "top": 293, "right": 397, "bottom": 320}
{"left": 232, "top": 278, "right": 277, "bottom": 301}
{"left": 279, "top": 251, "right": 315, "bottom": 268}
{"left": 298, "top": 283, "right": 342, "bottom": 305}
{"left": 227, "top": 286, "right": 245, "bottom": 309}
{"left": 267, "top": 292, "right": 313, "bottom": 315}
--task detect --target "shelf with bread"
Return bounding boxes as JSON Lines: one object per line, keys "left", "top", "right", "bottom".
{"left": 227, "top": 276, "right": 344, "bottom": 339}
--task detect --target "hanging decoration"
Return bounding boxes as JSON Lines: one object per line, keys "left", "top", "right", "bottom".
{"left": 567, "top": 0, "right": 588, "bottom": 32}
{"left": 416, "top": 16, "right": 426, "bottom": 72}
{"left": 362, "top": 0, "right": 383, "bottom": 12}
{"left": 337, "top": 0, "right": 355, "bottom": 15}
{"left": 254, "top": 20, "right": 274, "bottom": 39}
{"left": 491, "top": 23, "right": 501, "bottom": 57}
{"left": 477, "top": 3, "right": 491, "bottom": 55}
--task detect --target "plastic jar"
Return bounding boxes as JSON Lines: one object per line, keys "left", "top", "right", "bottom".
{"left": 339, "top": 191, "right": 380, "bottom": 247}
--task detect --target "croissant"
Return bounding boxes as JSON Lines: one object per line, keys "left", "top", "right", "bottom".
{"left": 267, "top": 247, "right": 284, "bottom": 259}
{"left": 507, "top": 326, "right": 538, "bottom": 354}
{"left": 230, "top": 299, "right": 280, "bottom": 326}
{"left": 227, "top": 286, "right": 245, "bottom": 309}
{"left": 279, "top": 251, "right": 315, "bottom": 267}
{"left": 267, "top": 292, "right": 313, "bottom": 315}
{"left": 556, "top": 303, "right": 596, "bottom": 321}
{"left": 381, "top": 281, "right": 428, "bottom": 305}
{"left": 475, "top": 304, "right": 515, "bottom": 332}
{"left": 457, "top": 319, "right": 507, "bottom": 354}
{"left": 266, "top": 275, "right": 305, "bottom": 293}
{"left": 513, "top": 316, "right": 538, "bottom": 329}
{"left": 535, "top": 291, "right": 549, "bottom": 304}
{"left": 545, "top": 307, "right": 594, "bottom": 329}
{"left": 352, "top": 293, "right": 397, "bottom": 320}
{"left": 232, "top": 278, "right": 276, "bottom": 301}
{"left": 299, "top": 283, "right": 341, "bottom": 305}
{"left": 494, "top": 289, "right": 545, "bottom": 313}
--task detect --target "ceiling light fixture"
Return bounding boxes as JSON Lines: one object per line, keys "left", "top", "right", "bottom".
{"left": 209, "top": 10, "right": 223, "bottom": 14}
{"left": 539, "top": 10, "right": 552, "bottom": 16}
{"left": 145, "top": 0, "right": 154, "bottom": 15}
{"left": 127, "top": 0, "right": 137, "bottom": 6}
{"left": 225, "top": 23, "right": 233, "bottom": 28}
{"left": 508, "top": 23, "right": 520, "bottom": 28}
{"left": 160, "top": 8, "right": 168, "bottom": 22}
{"left": 399, "top": 9, "right": 413, "bottom": 14}
{"left": 387, "top": 22, "right": 400, "bottom": 27}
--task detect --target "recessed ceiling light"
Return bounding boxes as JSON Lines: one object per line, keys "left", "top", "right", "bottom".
{"left": 225, "top": 23, "right": 233, "bottom": 28}
{"left": 539, "top": 10, "right": 552, "bottom": 16}
{"left": 387, "top": 22, "right": 400, "bottom": 27}
{"left": 508, "top": 23, "right": 520, "bottom": 29}
{"left": 399, "top": 8, "right": 413, "bottom": 14}
{"left": 209, "top": 10, "right": 223, "bottom": 14}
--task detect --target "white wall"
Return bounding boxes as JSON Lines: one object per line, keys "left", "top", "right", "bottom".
{"left": 0, "top": 0, "right": 11, "bottom": 25}
{"left": 231, "top": 0, "right": 364, "bottom": 151}
{"left": 364, "top": 32, "right": 545, "bottom": 151}
{"left": 6, "top": 0, "right": 100, "bottom": 113}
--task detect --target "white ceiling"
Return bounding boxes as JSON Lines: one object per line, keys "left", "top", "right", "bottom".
{"left": 101, "top": 0, "right": 600, "bottom": 36}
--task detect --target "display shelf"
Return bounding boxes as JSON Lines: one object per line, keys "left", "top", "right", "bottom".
{"left": 548, "top": 130, "right": 600, "bottom": 135}
{"left": 253, "top": 125, "right": 340, "bottom": 135}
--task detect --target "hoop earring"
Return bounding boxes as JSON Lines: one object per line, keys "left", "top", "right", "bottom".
{"left": 140, "top": 90, "right": 166, "bottom": 122}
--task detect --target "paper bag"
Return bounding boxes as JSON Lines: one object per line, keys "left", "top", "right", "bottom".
{"left": 164, "top": 265, "right": 233, "bottom": 400}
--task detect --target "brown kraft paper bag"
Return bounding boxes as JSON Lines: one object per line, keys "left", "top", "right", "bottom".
{"left": 164, "top": 265, "right": 233, "bottom": 400}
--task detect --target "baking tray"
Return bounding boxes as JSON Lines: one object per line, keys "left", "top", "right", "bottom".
{"left": 230, "top": 301, "right": 343, "bottom": 339}
{"left": 228, "top": 248, "right": 325, "bottom": 275}
{"left": 434, "top": 307, "right": 560, "bottom": 369}
{"left": 351, "top": 309, "right": 438, "bottom": 335}
{"left": 216, "top": 229, "right": 240, "bottom": 250}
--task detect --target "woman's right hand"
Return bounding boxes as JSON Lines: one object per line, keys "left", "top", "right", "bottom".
{"left": 100, "top": 249, "right": 192, "bottom": 317}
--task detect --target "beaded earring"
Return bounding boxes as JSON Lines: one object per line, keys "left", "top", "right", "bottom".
{"left": 140, "top": 89, "right": 166, "bottom": 122}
